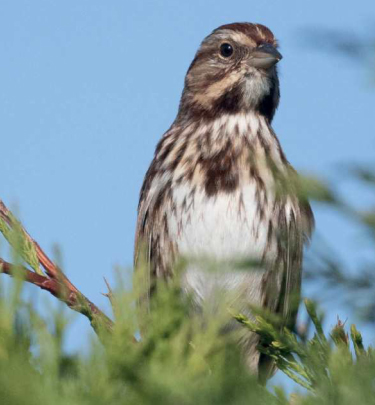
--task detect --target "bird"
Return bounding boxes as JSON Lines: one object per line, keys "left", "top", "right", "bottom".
{"left": 134, "top": 22, "right": 314, "bottom": 380}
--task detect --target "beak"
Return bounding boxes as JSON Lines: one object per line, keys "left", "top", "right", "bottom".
{"left": 249, "top": 43, "right": 282, "bottom": 69}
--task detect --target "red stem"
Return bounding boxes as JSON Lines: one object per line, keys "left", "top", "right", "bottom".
{"left": 0, "top": 200, "right": 114, "bottom": 338}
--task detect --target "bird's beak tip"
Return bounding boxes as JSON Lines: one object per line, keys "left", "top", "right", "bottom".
{"left": 250, "top": 43, "right": 283, "bottom": 69}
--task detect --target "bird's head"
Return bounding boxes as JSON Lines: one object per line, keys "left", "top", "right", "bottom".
{"left": 178, "top": 23, "right": 282, "bottom": 122}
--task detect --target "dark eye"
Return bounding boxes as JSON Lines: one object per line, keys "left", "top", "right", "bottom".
{"left": 220, "top": 43, "right": 233, "bottom": 58}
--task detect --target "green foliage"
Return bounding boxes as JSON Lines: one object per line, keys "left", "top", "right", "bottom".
{"left": 237, "top": 299, "right": 375, "bottom": 400}
{"left": 0, "top": 274, "right": 275, "bottom": 405}
{"left": 0, "top": 268, "right": 375, "bottom": 405}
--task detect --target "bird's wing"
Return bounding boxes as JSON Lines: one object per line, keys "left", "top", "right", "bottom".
{"left": 259, "top": 200, "right": 314, "bottom": 382}
{"left": 134, "top": 193, "right": 153, "bottom": 303}
{"left": 134, "top": 161, "right": 177, "bottom": 307}
{"left": 279, "top": 199, "right": 315, "bottom": 328}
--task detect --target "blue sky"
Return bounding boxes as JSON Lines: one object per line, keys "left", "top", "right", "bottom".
{"left": 0, "top": 0, "right": 374, "bottom": 390}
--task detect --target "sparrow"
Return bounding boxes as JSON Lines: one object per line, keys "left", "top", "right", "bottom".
{"left": 134, "top": 22, "right": 314, "bottom": 380}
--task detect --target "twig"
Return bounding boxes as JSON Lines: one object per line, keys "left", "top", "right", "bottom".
{"left": 0, "top": 199, "right": 114, "bottom": 340}
{"left": 102, "top": 277, "right": 118, "bottom": 317}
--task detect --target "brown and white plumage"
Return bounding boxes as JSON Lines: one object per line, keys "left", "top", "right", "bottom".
{"left": 134, "top": 23, "right": 314, "bottom": 378}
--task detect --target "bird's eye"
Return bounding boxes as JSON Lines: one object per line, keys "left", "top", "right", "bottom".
{"left": 220, "top": 43, "right": 234, "bottom": 58}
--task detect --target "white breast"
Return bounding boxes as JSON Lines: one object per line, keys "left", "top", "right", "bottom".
{"left": 168, "top": 184, "right": 276, "bottom": 261}
{"left": 167, "top": 183, "right": 279, "bottom": 308}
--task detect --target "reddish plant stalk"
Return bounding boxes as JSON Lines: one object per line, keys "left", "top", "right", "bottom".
{"left": 0, "top": 200, "right": 114, "bottom": 339}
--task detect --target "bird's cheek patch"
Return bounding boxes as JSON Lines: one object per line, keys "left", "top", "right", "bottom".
{"left": 192, "top": 71, "right": 244, "bottom": 108}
